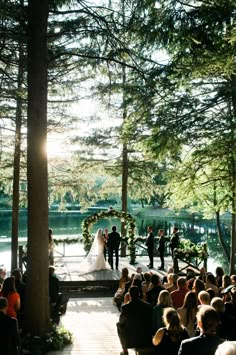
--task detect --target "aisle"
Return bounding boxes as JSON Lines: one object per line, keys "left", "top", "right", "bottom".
{"left": 48, "top": 297, "right": 136, "bottom": 355}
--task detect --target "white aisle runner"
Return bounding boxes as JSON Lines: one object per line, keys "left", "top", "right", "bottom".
{"left": 48, "top": 297, "right": 136, "bottom": 355}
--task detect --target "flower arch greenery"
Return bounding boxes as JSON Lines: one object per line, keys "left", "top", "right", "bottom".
{"left": 81, "top": 209, "right": 136, "bottom": 264}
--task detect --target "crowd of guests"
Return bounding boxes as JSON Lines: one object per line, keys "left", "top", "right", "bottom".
{"left": 116, "top": 266, "right": 236, "bottom": 355}
{"left": 0, "top": 264, "right": 65, "bottom": 354}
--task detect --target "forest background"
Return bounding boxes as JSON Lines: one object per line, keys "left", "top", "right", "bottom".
{"left": 1, "top": 0, "right": 236, "bottom": 337}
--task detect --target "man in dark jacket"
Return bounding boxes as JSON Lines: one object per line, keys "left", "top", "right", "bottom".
{"left": 107, "top": 225, "right": 121, "bottom": 270}
{"left": 145, "top": 225, "right": 155, "bottom": 268}
{"left": 0, "top": 297, "right": 20, "bottom": 355}
{"left": 117, "top": 286, "right": 153, "bottom": 355}
{"left": 169, "top": 227, "right": 180, "bottom": 258}
{"left": 178, "top": 305, "right": 223, "bottom": 355}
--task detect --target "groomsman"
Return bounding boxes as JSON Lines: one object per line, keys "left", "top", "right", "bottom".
{"left": 157, "top": 229, "right": 165, "bottom": 270}
{"left": 107, "top": 226, "right": 121, "bottom": 270}
{"left": 169, "top": 227, "right": 180, "bottom": 258}
{"left": 145, "top": 226, "right": 154, "bottom": 269}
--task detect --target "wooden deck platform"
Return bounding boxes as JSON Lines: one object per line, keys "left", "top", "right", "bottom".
{"left": 54, "top": 255, "right": 202, "bottom": 296}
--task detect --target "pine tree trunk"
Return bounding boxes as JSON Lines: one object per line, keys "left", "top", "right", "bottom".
{"left": 11, "top": 42, "right": 24, "bottom": 270}
{"left": 230, "top": 74, "right": 236, "bottom": 274}
{"left": 23, "top": 0, "right": 50, "bottom": 335}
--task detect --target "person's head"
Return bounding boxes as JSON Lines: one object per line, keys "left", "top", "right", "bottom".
{"left": 121, "top": 267, "right": 129, "bottom": 278}
{"left": 172, "top": 273, "right": 178, "bottom": 285}
{"left": 136, "top": 267, "right": 142, "bottom": 274}
{"left": 158, "top": 229, "right": 164, "bottom": 236}
{"left": 49, "top": 266, "right": 55, "bottom": 276}
{"left": 167, "top": 267, "right": 174, "bottom": 274}
{"left": 129, "top": 285, "right": 140, "bottom": 300}
{"left": 173, "top": 227, "right": 179, "bottom": 233}
{"left": 215, "top": 267, "right": 224, "bottom": 277}
{"left": 193, "top": 278, "right": 205, "bottom": 294}
{"left": 157, "top": 290, "right": 172, "bottom": 307}
{"left": 163, "top": 307, "right": 183, "bottom": 332}
{"left": 0, "top": 297, "right": 8, "bottom": 314}
{"left": 198, "top": 290, "right": 210, "bottom": 305}
{"left": 230, "top": 287, "right": 236, "bottom": 303}
{"left": 112, "top": 225, "right": 116, "bottom": 232}
{"left": 215, "top": 341, "right": 236, "bottom": 355}
{"left": 143, "top": 272, "right": 151, "bottom": 283}
{"left": 11, "top": 268, "right": 22, "bottom": 281}
{"left": 197, "top": 305, "right": 219, "bottom": 334}
{"left": 167, "top": 273, "right": 174, "bottom": 283}
{"left": 1, "top": 276, "right": 16, "bottom": 296}
{"left": 211, "top": 297, "right": 225, "bottom": 313}
{"left": 231, "top": 275, "right": 236, "bottom": 285}
{"left": 151, "top": 273, "right": 161, "bottom": 286}
{"left": 0, "top": 267, "right": 6, "bottom": 278}
{"left": 206, "top": 288, "right": 215, "bottom": 301}
{"left": 182, "top": 291, "right": 198, "bottom": 310}
{"left": 206, "top": 273, "right": 217, "bottom": 285}
{"left": 177, "top": 277, "right": 186, "bottom": 289}
{"left": 147, "top": 225, "right": 153, "bottom": 233}
{"left": 222, "top": 275, "right": 232, "bottom": 289}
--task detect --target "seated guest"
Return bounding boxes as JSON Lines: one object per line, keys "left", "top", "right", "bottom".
{"left": 177, "top": 305, "right": 224, "bottom": 355}
{"left": 167, "top": 273, "right": 178, "bottom": 293}
{"left": 215, "top": 341, "right": 236, "bottom": 355}
{"left": 0, "top": 277, "right": 20, "bottom": 318}
{"left": 205, "top": 273, "right": 219, "bottom": 296}
{"left": 192, "top": 278, "right": 205, "bottom": 303}
{"left": 141, "top": 271, "right": 152, "bottom": 301}
{"left": 224, "top": 287, "right": 236, "bottom": 340}
{"left": 215, "top": 267, "right": 224, "bottom": 288}
{"left": 152, "top": 307, "right": 189, "bottom": 355}
{"left": 0, "top": 297, "right": 20, "bottom": 355}
{"left": 171, "top": 277, "right": 189, "bottom": 309}
{"left": 113, "top": 267, "right": 131, "bottom": 310}
{"left": 0, "top": 266, "right": 6, "bottom": 286}
{"left": 206, "top": 288, "right": 215, "bottom": 301}
{"left": 11, "top": 268, "right": 25, "bottom": 311}
{"left": 210, "top": 297, "right": 227, "bottom": 339}
{"left": 152, "top": 289, "right": 173, "bottom": 334}
{"left": 146, "top": 273, "right": 164, "bottom": 306}
{"left": 49, "top": 266, "right": 59, "bottom": 304}
{"left": 198, "top": 290, "right": 210, "bottom": 306}
{"left": 117, "top": 285, "right": 153, "bottom": 355}
{"left": 177, "top": 291, "right": 198, "bottom": 337}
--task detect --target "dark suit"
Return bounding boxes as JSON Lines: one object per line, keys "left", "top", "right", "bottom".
{"left": 158, "top": 235, "right": 165, "bottom": 268}
{"left": 169, "top": 232, "right": 180, "bottom": 258}
{"left": 107, "top": 231, "right": 121, "bottom": 269}
{"left": 146, "top": 231, "right": 154, "bottom": 268}
{"left": 178, "top": 333, "right": 223, "bottom": 355}
{"left": 0, "top": 311, "right": 20, "bottom": 355}
{"left": 117, "top": 298, "right": 153, "bottom": 349}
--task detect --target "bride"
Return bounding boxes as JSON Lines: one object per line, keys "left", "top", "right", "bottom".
{"left": 78, "top": 228, "right": 110, "bottom": 274}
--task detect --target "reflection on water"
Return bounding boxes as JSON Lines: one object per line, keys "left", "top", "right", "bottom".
{"left": 0, "top": 211, "right": 231, "bottom": 274}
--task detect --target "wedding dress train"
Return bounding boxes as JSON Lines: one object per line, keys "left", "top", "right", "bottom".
{"left": 78, "top": 228, "right": 110, "bottom": 274}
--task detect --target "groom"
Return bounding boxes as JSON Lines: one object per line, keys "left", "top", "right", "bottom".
{"left": 107, "top": 226, "right": 121, "bottom": 270}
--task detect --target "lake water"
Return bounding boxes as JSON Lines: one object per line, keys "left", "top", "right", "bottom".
{"left": 0, "top": 209, "right": 230, "bottom": 274}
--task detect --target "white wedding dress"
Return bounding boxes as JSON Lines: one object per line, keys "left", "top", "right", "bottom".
{"left": 78, "top": 228, "right": 110, "bottom": 274}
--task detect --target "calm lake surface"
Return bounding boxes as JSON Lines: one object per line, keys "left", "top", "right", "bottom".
{"left": 0, "top": 209, "right": 230, "bottom": 274}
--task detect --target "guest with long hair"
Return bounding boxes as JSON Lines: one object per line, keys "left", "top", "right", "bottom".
{"left": 152, "top": 289, "right": 173, "bottom": 334}
{"left": 177, "top": 291, "right": 198, "bottom": 337}
{"left": 152, "top": 307, "right": 189, "bottom": 354}
{"left": 0, "top": 277, "right": 20, "bottom": 318}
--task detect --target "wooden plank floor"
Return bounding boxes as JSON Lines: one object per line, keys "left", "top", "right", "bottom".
{"left": 47, "top": 297, "right": 136, "bottom": 355}
{"left": 54, "top": 255, "right": 180, "bottom": 282}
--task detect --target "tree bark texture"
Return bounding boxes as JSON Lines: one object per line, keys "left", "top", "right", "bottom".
{"left": 24, "top": 0, "right": 50, "bottom": 335}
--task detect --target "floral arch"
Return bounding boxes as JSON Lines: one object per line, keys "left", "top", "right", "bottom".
{"left": 81, "top": 209, "right": 136, "bottom": 264}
